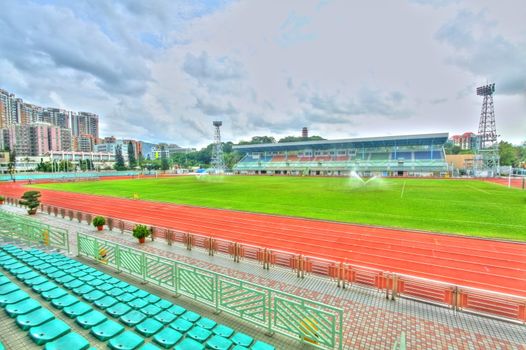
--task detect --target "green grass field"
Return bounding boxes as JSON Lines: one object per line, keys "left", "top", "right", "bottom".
{"left": 34, "top": 176, "right": 526, "bottom": 240}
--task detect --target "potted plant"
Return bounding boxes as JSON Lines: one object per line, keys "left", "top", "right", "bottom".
{"left": 0, "top": 196, "right": 4, "bottom": 205}
{"left": 19, "top": 191, "right": 41, "bottom": 215}
{"left": 92, "top": 216, "right": 106, "bottom": 231}
{"left": 132, "top": 224, "right": 150, "bottom": 244}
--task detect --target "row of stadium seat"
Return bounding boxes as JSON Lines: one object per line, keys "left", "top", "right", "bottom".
{"left": 0, "top": 244, "right": 275, "bottom": 350}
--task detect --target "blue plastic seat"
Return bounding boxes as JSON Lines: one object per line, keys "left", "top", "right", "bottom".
{"left": 5, "top": 298, "right": 41, "bottom": 317}
{"left": 16, "top": 307, "right": 55, "bottom": 330}
{"left": 206, "top": 335, "right": 233, "bottom": 350}
{"left": 167, "top": 304, "right": 186, "bottom": 316}
{"left": 231, "top": 332, "right": 254, "bottom": 347}
{"left": 33, "top": 282, "right": 58, "bottom": 294}
{"left": 0, "top": 290, "right": 29, "bottom": 306}
{"left": 175, "top": 338, "right": 205, "bottom": 350}
{"left": 48, "top": 270, "right": 67, "bottom": 279}
{"left": 128, "top": 298, "right": 148, "bottom": 309}
{"left": 187, "top": 326, "right": 212, "bottom": 343}
{"left": 139, "top": 344, "right": 162, "bottom": 350}
{"left": 16, "top": 271, "right": 38, "bottom": 282}
{"left": 117, "top": 292, "right": 136, "bottom": 303}
{"left": 180, "top": 310, "right": 201, "bottom": 323}
{"left": 29, "top": 318, "right": 71, "bottom": 345}
{"left": 124, "top": 285, "right": 139, "bottom": 293}
{"left": 42, "top": 287, "right": 68, "bottom": 300}
{"left": 106, "top": 277, "right": 121, "bottom": 285}
{"left": 146, "top": 294, "right": 160, "bottom": 304}
{"left": 212, "top": 324, "right": 234, "bottom": 338}
{"left": 120, "top": 310, "right": 147, "bottom": 326}
{"left": 98, "top": 274, "right": 113, "bottom": 281}
{"left": 106, "top": 302, "right": 132, "bottom": 317}
{"left": 154, "top": 310, "right": 177, "bottom": 325}
{"left": 95, "top": 295, "right": 118, "bottom": 309}
{"left": 0, "top": 276, "right": 10, "bottom": 285}
{"left": 76, "top": 309, "right": 107, "bottom": 329}
{"left": 169, "top": 317, "right": 193, "bottom": 333}
{"left": 250, "top": 341, "right": 276, "bottom": 350}
{"left": 133, "top": 290, "right": 149, "bottom": 299}
{"left": 83, "top": 289, "right": 105, "bottom": 302}
{"left": 142, "top": 304, "right": 162, "bottom": 317}
{"left": 97, "top": 283, "right": 114, "bottom": 292}
{"left": 197, "top": 317, "right": 217, "bottom": 330}
{"left": 24, "top": 275, "right": 48, "bottom": 287}
{"left": 63, "top": 301, "right": 93, "bottom": 318}
{"left": 73, "top": 284, "right": 94, "bottom": 295}
{"left": 90, "top": 319, "right": 125, "bottom": 341}
{"left": 108, "top": 331, "right": 145, "bottom": 350}
{"left": 115, "top": 281, "right": 129, "bottom": 289}
{"left": 12, "top": 266, "right": 32, "bottom": 276}
{"left": 107, "top": 287, "right": 125, "bottom": 297}
{"left": 56, "top": 275, "right": 75, "bottom": 284}
{"left": 64, "top": 279, "right": 84, "bottom": 289}
{"left": 135, "top": 318, "right": 164, "bottom": 337}
{"left": 0, "top": 283, "right": 19, "bottom": 295}
{"left": 87, "top": 278, "right": 104, "bottom": 287}
{"left": 153, "top": 327, "right": 183, "bottom": 349}
{"left": 44, "top": 332, "right": 90, "bottom": 350}
{"left": 155, "top": 299, "right": 172, "bottom": 310}
{"left": 51, "top": 294, "right": 79, "bottom": 309}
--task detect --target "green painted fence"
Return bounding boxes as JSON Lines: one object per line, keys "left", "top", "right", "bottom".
{"left": 392, "top": 332, "right": 406, "bottom": 350}
{"left": 77, "top": 232, "right": 344, "bottom": 349}
{"left": 0, "top": 209, "right": 69, "bottom": 252}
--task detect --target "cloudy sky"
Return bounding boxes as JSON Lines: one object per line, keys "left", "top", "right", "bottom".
{"left": 1, "top": 0, "right": 524, "bottom": 147}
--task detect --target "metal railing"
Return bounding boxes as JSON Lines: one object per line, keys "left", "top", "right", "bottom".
{"left": 0, "top": 209, "right": 69, "bottom": 253}
{"left": 77, "top": 232, "right": 344, "bottom": 349}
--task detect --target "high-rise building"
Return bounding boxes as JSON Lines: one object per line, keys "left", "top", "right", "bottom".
{"left": 76, "top": 134, "right": 96, "bottom": 152}
{"left": 71, "top": 112, "right": 99, "bottom": 138}
{"left": 43, "top": 108, "right": 70, "bottom": 129}
{"left": 60, "top": 128, "right": 73, "bottom": 151}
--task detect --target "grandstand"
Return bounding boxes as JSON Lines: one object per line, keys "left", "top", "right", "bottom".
{"left": 233, "top": 133, "right": 449, "bottom": 176}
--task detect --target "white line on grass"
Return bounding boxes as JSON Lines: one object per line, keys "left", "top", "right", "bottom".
{"left": 467, "top": 185, "right": 491, "bottom": 195}
{"left": 400, "top": 181, "right": 406, "bottom": 198}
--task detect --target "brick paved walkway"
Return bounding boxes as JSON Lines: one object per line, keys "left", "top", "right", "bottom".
{"left": 4, "top": 205, "right": 526, "bottom": 350}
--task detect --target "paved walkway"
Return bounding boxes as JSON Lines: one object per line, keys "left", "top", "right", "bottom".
{"left": 3, "top": 205, "right": 526, "bottom": 350}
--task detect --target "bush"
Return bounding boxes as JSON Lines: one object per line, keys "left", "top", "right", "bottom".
{"left": 132, "top": 224, "right": 151, "bottom": 239}
{"left": 19, "top": 191, "right": 41, "bottom": 214}
{"left": 92, "top": 216, "right": 106, "bottom": 227}
{"left": 0, "top": 196, "right": 5, "bottom": 201}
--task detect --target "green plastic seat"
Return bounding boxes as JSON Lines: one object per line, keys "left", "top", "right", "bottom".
{"left": 136, "top": 318, "right": 164, "bottom": 337}
{"left": 106, "top": 277, "right": 121, "bottom": 285}
{"left": 63, "top": 301, "right": 93, "bottom": 318}
{"left": 4, "top": 262, "right": 24, "bottom": 271}
{"left": 134, "top": 290, "right": 149, "bottom": 298}
{"left": 73, "top": 284, "right": 94, "bottom": 295}
{"left": 76, "top": 310, "right": 107, "bottom": 329}
{"left": 16, "top": 307, "right": 55, "bottom": 330}
{"left": 187, "top": 326, "right": 212, "bottom": 343}
{"left": 129, "top": 298, "right": 148, "bottom": 309}
{"left": 0, "top": 290, "right": 29, "bottom": 306}
{"left": 64, "top": 279, "right": 84, "bottom": 289}
{"left": 120, "top": 310, "right": 147, "bottom": 326}
{"left": 48, "top": 270, "right": 67, "bottom": 279}
{"left": 42, "top": 266, "right": 59, "bottom": 276}
{"left": 83, "top": 289, "right": 105, "bottom": 302}
{"left": 167, "top": 305, "right": 186, "bottom": 316}
{"left": 232, "top": 346, "right": 249, "bottom": 350}
{"left": 91, "top": 270, "right": 104, "bottom": 277}
{"left": 154, "top": 310, "right": 177, "bottom": 325}
{"left": 197, "top": 317, "right": 217, "bottom": 330}
{"left": 206, "top": 335, "right": 233, "bottom": 350}
{"left": 25, "top": 275, "right": 48, "bottom": 287}
{"left": 73, "top": 271, "right": 89, "bottom": 279}
{"left": 34, "top": 263, "right": 52, "bottom": 272}
{"left": 87, "top": 278, "right": 104, "bottom": 287}
{"left": 231, "top": 333, "right": 254, "bottom": 347}
{"left": 108, "top": 331, "right": 145, "bottom": 350}
{"left": 107, "top": 287, "right": 125, "bottom": 297}
{"left": 98, "top": 274, "right": 113, "bottom": 281}
{"left": 0, "top": 276, "right": 10, "bottom": 285}
{"left": 143, "top": 304, "right": 162, "bottom": 317}
{"left": 106, "top": 302, "right": 132, "bottom": 317}
{"left": 117, "top": 292, "right": 136, "bottom": 303}
{"left": 18, "top": 271, "right": 40, "bottom": 282}
{"left": 42, "top": 287, "right": 68, "bottom": 300}
{"left": 155, "top": 299, "right": 172, "bottom": 310}
{"left": 44, "top": 332, "right": 90, "bottom": 350}
{"left": 5, "top": 298, "right": 41, "bottom": 317}
{"left": 12, "top": 266, "right": 32, "bottom": 276}
{"left": 29, "top": 318, "right": 71, "bottom": 345}
{"left": 56, "top": 275, "right": 75, "bottom": 284}
{"left": 169, "top": 317, "right": 193, "bottom": 333}
{"left": 146, "top": 294, "right": 160, "bottom": 304}
{"left": 51, "top": 294, "right": 79, "bottom": 309}
{"left": 0, "top": 283, "right": 19, "bottom": 295}
{"left": 181, "top": 311, "right": 201, "bottom": 323}
{"left": 33, "top": 281, "right": 58, "bottom": 294}
{"left": 250, "top": 341, "right": 276, "bottom": 350}
{"left": 153, "top": 327, "right": 183, "bottom": 349}
{"left": 115, "top": 281, "right": 129, "bottom": 289}
{"left": 95, "top": 295, "right": 118, "bottom": 309}
{"left": 212, "top": 324, "right": 234, "bottom": 338}
{"left": 90, "top": 319, "right": 124, "bottom": 341}
{"left": 139, "top": 344, "right": 162, "bottom": 350}
{"left": 175, "top": 338, "right": 205, "bottom": 350}
{"left": 97, "top": 283, "right": 114, "bottom": 292}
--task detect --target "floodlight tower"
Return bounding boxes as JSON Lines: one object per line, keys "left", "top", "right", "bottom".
{"left": 211, "top": 121, "right": 225, "bottom": 173}
{"left": 476, "top": 83, "right": 499, "bottom": 176}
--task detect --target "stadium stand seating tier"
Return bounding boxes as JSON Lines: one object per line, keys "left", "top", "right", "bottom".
{"left": 233, "top": 133, "right": 448, "bottom": 176}
{"left": 0, "top": 244, "right": 276, "bottom": 350}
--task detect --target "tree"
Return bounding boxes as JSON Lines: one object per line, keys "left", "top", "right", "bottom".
{"left": 278, "top": 135, "right": 325, "bottom": 143}
{"left": 114, "top": 145, "right": 126, "bottom": 170}
{"left": 160, "top": 145, "right": 170, "bottom": 171}
{"left": 137, "top": 151, "right": 145, "bottom": 169}
{"left": 128, "top": 142, "right": 137, "bottom": 168}
{"left": 238, "top": 136, "right": 276, "bottom": 145}
{"left": 499, "top": 141, "right": 519, "bottom": 167}
{"left": 20, "top": 191, "right": 41, "bottom": 215}
{"left": 7, "top": 149, "right": 16, "bottom": 181}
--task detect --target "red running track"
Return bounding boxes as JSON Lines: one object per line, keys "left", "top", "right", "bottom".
{"left": 2, "top": 182, "right": 525, "bottom": 297}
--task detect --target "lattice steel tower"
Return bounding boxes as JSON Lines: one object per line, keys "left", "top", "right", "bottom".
{"left": 476, "top": 83, "right": 499, "bottom": 175}
{"left": 211, "top": 121, "right": 225, "bottom": 173}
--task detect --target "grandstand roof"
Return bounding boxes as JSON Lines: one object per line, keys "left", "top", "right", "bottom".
{"left": 233, "top": 133, "right": 449, "bottom": 152}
